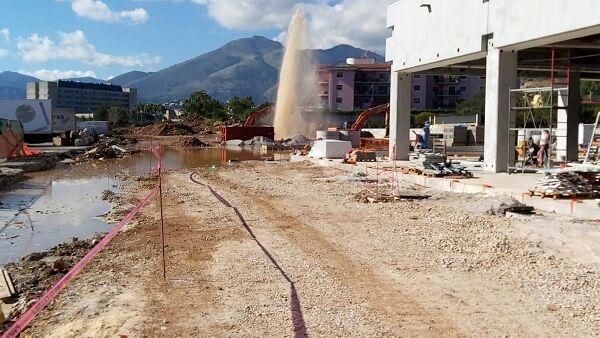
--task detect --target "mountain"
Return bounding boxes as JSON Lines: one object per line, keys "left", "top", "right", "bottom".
{"left": 126, "top": 36, "right": 384, "bottom": 103}
{"left": 109, "top": 71, "right": 153, "bottom": 87}
{"left": 0, "top": 71, "right": 39, "bottom": 99}
{"left": 312, "top": 44, "right": 385, "bottom": 65}
{"left": 65, "top": 77, "right": 109, "bottom": 84}
{"left": 0, "top": 36, "right": 384, "bottom": 103}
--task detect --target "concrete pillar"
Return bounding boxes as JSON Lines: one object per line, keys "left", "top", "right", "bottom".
{"left": 556, "top": 72, "right": 581, "bottom": 162}
{"left": 389, "top": 71, "right": 411, "bottom": 160}
{"left": 484, "top": 49, "right": 518, "bottom": 172}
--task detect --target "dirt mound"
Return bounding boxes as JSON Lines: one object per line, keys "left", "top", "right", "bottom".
{"left": 181, "top": 117, "right": 213, "bottom": 134}
{"left": 135, "top": 122, "right": 195, "bottom": 136}
{"left": 174, "top": 137, "right": 208, "bottom": 147}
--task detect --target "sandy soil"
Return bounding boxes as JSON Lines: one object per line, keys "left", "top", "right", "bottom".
{"left": 15, "top": 161, "right": 600, "bottom": 337}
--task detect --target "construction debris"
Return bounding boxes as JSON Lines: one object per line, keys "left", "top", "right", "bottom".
{"left": 348, "top": 151, "right": 377, "bottom": 163}
{"left": 354, "top": 188, "right": 430, "bottom": 203}
{"left": 283, "top": 134, "right": 312, "bottom": 147}
{"left": 529, "top": 170, "right": 598, "bottom": 199}
{"left": 241, "top": 136, "right": 276, "bottom": 146}
{"left": 408, "top": 153, "right": 473, "bottom": 178}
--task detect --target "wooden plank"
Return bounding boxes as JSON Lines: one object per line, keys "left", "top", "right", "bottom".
{"left": 0, "top": 269, "right": 15, "bottom": 299}
{"left": 2, "top": 269, "right": 15, "bottom": 296}
{"left": 0, "top": 270, "right": 12, "bottom": 299}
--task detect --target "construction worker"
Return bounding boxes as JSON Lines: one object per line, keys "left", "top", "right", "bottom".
{"left": 421, "top": 121, "right": 430, "bottom": 149}
{"left": 537, "top": 130, "right": 550, "bottom": 167}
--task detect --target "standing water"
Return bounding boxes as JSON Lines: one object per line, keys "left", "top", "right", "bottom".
{"left": 274, "top": 9, "right": 321, "bottom": 139}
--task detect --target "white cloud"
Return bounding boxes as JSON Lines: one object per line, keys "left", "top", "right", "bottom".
{"left": 70, "top": 0, "right": 149, "bottom": 24}
{"left": 0, "top": 49, "right": 8, "bottom": 59}
{"left": 0, "top": 28, "right": 9, "bottom": 42}
{"left": 17, "top": 30, "right": 161, "bottom": 67}
{"left": 193, "top": 0, "right": 395, "bottom": 52}
{"left": 20, "top": 69, "right": 98, "bottom": 81}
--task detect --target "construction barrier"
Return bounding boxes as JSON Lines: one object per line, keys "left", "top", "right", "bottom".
{"left": 0, "top": 118, "right": 39, "bottom": 158}
{"left": 1, "top": 145, "right": 163, "bottom": 338}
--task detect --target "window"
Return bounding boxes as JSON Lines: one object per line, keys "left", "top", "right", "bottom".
{"left": 460, "top": 86, "right": 467, "bottom": 92}
{"left": 413, "top": 85, "right": 421, "bottom": 92}
{"left": 413, "top": 98, "right": 421, "bottom": 104}
{"left": 336, "top": 97, "right": 343, "bottom": 103}
{"left": 413, "top": 75, "right": 421, "bottom": 79}
{"left": 336, "top": 72, "right": 344, "bottom": 78}
{"left": 336, "top": 84, "right": 343, "bottom": 90}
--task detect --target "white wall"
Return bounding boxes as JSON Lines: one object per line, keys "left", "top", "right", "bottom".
{"left": 0, "top": 100, "right": 52, "bottom": 134}
{"left": 386, "top": 0, "right": 600, "bottom": 72}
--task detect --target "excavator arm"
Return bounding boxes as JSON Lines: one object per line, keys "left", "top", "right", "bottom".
{"left": 244, "top": 106, "right": 273, "bottom": 127}
{"left": 350, "top": 103, "right": 390, "bottom": 131}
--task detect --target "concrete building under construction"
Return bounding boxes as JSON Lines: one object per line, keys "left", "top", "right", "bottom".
{"left": 386, "top": 0, "right": 600, "bottom": 172}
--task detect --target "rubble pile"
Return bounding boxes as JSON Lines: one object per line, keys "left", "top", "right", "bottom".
{"left": 412, "top": 153, "right": 473, "bottom": 178}
{"left": 530, "top": 171, "right": 594, "bottom": 197}
{"left": 241, "top": 136, "right": 276, "bottom": 146}
{"left": 283, "top": 134, "right": 312, "bottom": 147}
{"left": 75, "top": 136, "right": 136, "bottom": 161}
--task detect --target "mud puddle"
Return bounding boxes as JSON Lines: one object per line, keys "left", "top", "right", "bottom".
{"left": 0, "top": 146, "right": 290, "bottom": 264}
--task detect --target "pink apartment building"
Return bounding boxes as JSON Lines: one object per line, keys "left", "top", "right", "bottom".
{"left": 318, "top": 58, "right": 486, "bottom": 112}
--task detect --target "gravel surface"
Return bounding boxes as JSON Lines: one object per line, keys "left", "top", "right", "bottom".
{"left": 12, "top": 160, "right": 600, "bottom": 337}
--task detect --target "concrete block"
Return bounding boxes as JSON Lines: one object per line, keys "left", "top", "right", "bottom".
{"left": 309, "top": 140, "right": 352, "bottom": 159}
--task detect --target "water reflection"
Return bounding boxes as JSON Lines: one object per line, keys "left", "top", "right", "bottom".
{"left": 0, "top": 146, "right": 290, "bottom": 263}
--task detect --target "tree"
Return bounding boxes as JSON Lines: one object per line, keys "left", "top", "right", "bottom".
{"left": 226, "top": 96, "right": 255, "bottom": 121}
{"left": 581, "top": 80, "right": 600, "bottom": 97}
{"left": 183, "top": 91, "right": 225, "bottom": 119}
{"left": 94, "top": 105, "right": 110, "bottom": 121}
{"left": 456, "top": 90, "right": 485, "bottom": 116}
{"left": 108, "top": 107, "right": 130, "bottom": 127}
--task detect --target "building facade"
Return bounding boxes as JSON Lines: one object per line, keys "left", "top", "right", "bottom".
{"left": 27, "top": 80, "right": 137, "bottom": 115}
{"left": 318, "top": 59, "right": 485, "bottom": 112}
{"left": 386, "top": 0, "right": 600, "bottom": 171}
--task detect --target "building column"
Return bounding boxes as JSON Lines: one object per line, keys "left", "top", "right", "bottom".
{"left": 556, "top": 72, "right": 581, "bottom": 162}
{"left": 484, "top": 49, "right": 518, "bottom": 172}
{"left": 389, "top": 71, "right": 411, "bottom": 160}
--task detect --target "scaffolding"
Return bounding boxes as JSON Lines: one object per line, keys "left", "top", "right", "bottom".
{"left": 507, "top": 48, "right": 571, "bottom": 174}
{"left": 507, "top": 87, "right": 568, "bottom": 173}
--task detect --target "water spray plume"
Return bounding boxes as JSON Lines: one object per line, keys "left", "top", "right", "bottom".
{"left": 274, "top": 9, "right": 321, "bottom": 139}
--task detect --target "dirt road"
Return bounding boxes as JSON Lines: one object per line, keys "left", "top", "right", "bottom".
{"left": 19, "top": 161, "right": 600, "bottom": 337}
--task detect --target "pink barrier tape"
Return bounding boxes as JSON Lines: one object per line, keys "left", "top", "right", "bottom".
{"left": 1, "top": 186, "right": 159, "bottom": 338}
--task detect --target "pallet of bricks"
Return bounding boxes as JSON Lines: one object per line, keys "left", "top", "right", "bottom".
{"left": 529, "top": 169, "right": 600, "bottom": 199}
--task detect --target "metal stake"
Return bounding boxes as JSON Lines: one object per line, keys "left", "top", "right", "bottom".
{"left": 158, "top": 144, "right": 166, "bottom": 280}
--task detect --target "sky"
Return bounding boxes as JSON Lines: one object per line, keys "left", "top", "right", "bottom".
{"left": 0, "top": 0, "right": 396, "bottom": 81}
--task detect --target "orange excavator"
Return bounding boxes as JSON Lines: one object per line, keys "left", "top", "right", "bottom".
{"left": 349, "top": 103, "right": 390, "bottom": 132}
{"left": 243, "top": 106, "right": 273, "bottom": 127}
{"left": 222, "top": 106, "right": 275, "bottom": 142}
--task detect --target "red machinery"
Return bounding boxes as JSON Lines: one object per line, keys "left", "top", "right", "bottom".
{"left": 350, "top": 103, "right": 390, "bottom": 131}
{"left": 243, "top": 106, "right": 273, "bottom": 127}
{"left": 221, "top": 106, "right": 275, "bottom": 142}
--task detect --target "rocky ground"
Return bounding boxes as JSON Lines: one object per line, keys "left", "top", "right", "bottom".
{"left": 2, "top": 161, "right": 599, "bottom": 337}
